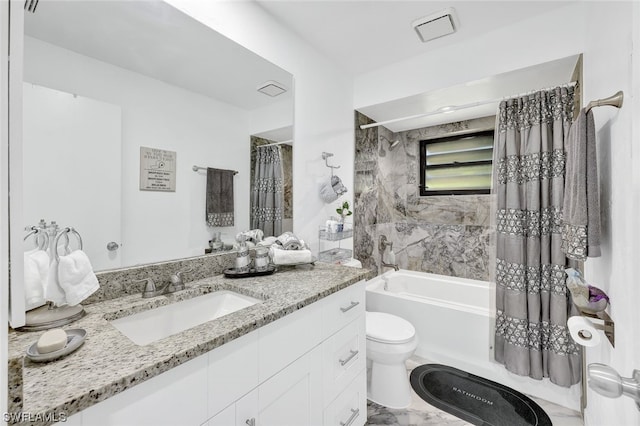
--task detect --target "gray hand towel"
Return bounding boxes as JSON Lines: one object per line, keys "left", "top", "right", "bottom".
{"left": 206, "top": 168, "right": 235, "bottom": 227}
{"left": 561, "top": 108, "right": 601, "bottom": 260}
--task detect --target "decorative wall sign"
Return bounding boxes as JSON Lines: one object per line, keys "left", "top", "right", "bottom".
{"left": 139, "top": 146, "right": 176, "bottom": 192}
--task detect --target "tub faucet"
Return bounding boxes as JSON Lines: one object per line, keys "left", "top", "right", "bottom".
{"left": 379, "top": 235, "right": 399, "bottom": 272}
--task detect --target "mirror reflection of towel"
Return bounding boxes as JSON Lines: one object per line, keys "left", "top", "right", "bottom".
{"left": 206, "top": 168, "right": 235, "bottom": 227}
{"left": 58, "top": 250, "right": 99, "bottom": 306}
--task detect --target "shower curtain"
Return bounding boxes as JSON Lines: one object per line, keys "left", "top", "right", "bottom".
{"left": 493, "top": 86, "right": 581, "bottom": 387}
{"left": 251, "top": 145, "right": 284, "bottom": 237}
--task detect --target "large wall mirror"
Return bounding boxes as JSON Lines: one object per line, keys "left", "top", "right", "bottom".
{"left": 20, "top": 1, "right": 294, "bottom": 272}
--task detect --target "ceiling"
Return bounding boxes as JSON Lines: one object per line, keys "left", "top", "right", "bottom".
{"left": 24, "top": 1, "right": 293, "bottom": 110}
{"left": 255, "top": 1, "right": 572, "bottom": 76}
{"left": 256, "top": 0, "right": 579, "bottom": 131}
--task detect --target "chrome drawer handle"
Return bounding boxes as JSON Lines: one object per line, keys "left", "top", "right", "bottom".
{"left": 339, "top": 349, "right": 359, "bottom": 366}
{"left": 340, "top": 301, "right": 359, "bottom": 313}
{"left": 245, "top": 418, "right": 255, "bottom": 426}
{"left": 340, "top": 408, "right": 359, "bottom": 426}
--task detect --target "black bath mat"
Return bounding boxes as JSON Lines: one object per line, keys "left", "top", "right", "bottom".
{"left": 410, "top": 364, "right": 552, "bottom": 426}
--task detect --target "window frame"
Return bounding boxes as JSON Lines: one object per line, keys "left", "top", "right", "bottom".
{"left": 419, "top": 129, "right": 494, "bottom": 197}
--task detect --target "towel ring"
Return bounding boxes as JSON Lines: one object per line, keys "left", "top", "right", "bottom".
{"left": 53, "top": 227, "right": 83, "bottom": 263}
{"left": 23, "top": 227, "right": 49, "bottom": 251}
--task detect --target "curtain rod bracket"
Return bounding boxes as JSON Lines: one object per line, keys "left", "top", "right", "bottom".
{"left": 586, "top": 91, "right": 624, "bottom": 113}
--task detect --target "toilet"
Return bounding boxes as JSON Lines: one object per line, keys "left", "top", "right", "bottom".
{"left": 366, "top": 311, "right": 417, "bottom": 409}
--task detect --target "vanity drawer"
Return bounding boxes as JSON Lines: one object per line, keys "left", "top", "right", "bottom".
{"left": 323, "top": 369, "right": 367, "bottom": 426}
{"left": 322, "top": 280, "right": 366, "bottom": 339}
{"left": 322, "top": 315, "right": 366, "bottom": 404}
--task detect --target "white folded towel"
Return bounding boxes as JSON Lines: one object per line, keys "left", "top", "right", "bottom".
{"left": 269, "top": 245, "right": 313, "bottom": 265}
{"left": 45, "top": 259, "right": 68, "bottom": 307}
{"left": 24, "top": 249, "right": 49, "bottom": 310}
{"left": 58, "top": 250, "right": 99, "bottom": 306}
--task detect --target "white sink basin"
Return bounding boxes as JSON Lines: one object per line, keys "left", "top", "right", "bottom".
{"left": 110, "top": 290, "right": 262, "bottom": 345}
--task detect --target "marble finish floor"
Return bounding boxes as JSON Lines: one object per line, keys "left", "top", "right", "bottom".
{"left": 365, "top": 356, "right": 584, "bottom": 426}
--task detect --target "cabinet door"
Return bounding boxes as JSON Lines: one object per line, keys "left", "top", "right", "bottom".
{"left": 81, "top": 355, "right": 208, "bottom": 426}
{"left": 235, "top": 388, "right": 258, "bottom": 426}
{"left": 258, "top": 346, "right": 322, "bottom": 426}
{"left": 206, "top": 404, "right": 235, "bottom": 426}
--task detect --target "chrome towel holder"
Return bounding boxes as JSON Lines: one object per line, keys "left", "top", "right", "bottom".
{"left": 53, "top": 227, "right": 84, "bottom": 262}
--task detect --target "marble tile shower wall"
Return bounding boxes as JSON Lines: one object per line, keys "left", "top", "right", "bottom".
{"left": 354, "top": 112, "right": 495, "bottom": 281}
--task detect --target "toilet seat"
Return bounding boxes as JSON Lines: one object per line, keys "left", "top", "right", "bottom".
{"left": 366, "top": 311, "right": 415, "bottom": 344}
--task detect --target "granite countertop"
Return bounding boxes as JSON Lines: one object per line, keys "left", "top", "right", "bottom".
{"left": 8, "top": 263, "right": 371, "bottom": 424}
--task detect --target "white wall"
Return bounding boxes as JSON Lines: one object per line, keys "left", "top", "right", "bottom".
{"left": 24, "top": 36, "right": 251, "bottom": 268}
{"left": 354, "top": 1, "right": 640, "bottom": 422}
{"left": 1, "top": 0, "right": 9, "bottom": 418}
{"left": 166, "top": 0, "right": 355, "bottom": 255}
{"left": 581, "top": 2, "right": 640, "bottom": 426}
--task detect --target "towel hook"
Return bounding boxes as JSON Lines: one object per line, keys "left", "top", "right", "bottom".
{"left": 23, "top": 227, "right": 49, "bottom": 251}
{"left": 322, "top": 152, "right": 340, "bottom": 177}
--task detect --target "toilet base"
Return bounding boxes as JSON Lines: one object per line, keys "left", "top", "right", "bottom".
{"left": 367, "top": 361, "right": 411, "bottom": 409}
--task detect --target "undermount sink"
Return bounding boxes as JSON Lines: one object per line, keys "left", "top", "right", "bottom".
{"left": 110, "top": 290, "right": 262, "bottom": 345}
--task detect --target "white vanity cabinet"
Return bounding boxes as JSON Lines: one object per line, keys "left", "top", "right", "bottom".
{"left": 60, "top": 280, "right": 366, "bottom": 426}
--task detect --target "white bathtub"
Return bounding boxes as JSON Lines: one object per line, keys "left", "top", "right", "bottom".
{"left": 366, "top": 269, "right": 580, "bottom": 411}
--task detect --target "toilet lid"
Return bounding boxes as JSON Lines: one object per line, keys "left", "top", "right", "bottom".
{"left": 366, "top": 311, "right": 415, "bottom": 344}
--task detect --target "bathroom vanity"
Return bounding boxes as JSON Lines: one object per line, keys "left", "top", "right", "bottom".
{"left": 7, "top": 262, "right": 370, "bottom": 426}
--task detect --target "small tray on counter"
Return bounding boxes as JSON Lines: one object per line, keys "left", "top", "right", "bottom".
{"left": 223, "top": 266, "right": 276, "bottom": 278}
{"left": 26, "top": 328, "right": 87, "bottom": 362}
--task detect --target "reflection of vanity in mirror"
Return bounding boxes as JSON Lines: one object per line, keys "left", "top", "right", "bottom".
{"left": 21, "top": 0, "right": 294, "bottom": 273}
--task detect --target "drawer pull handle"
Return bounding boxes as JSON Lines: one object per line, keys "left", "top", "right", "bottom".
{"left": 246, "top": 418, "right": 255, "bottom": 426}
{"left": 340, "top": 301, "right": 359, "bottom": 313}
{"left": 339, "top": 349, "right": 359, "bottom": 366}
{"left": 340, "top": 408, "right": 360, "bottom": 426}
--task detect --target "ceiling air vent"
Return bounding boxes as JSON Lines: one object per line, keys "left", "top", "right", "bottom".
{"left": 412, "top": 8, "right": 458, "bottom": 43}
{"left": 257, "top": 81, "right": 287, "bottom": 97}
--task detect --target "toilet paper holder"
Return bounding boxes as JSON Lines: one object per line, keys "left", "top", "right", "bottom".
{"left": 579, "top": 309, "right": 615, "bottom": 348}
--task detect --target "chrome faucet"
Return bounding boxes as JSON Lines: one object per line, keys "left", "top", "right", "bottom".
{"left": 170, "top": 268, "right": 192, "bottom": 292}
{"left": 136, "top": 277, "right": 181, "bottom": 299}
{"left": 379, "top": 235, "right": 399, "bottom": 272}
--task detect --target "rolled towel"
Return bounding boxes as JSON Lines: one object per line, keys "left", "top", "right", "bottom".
{"left": 257, "top": 236, "right": 278, "bottom": 247}
{"left": 276, "top": 232, "right": 302, "bottom": 250}
{"left": 24, "top": 249, "right": 49, "bottom": 310}
{"left": 58, "top": 250, "right": 99, "bottom": 306}
{"left": 236, "top": 229, "right": 264, "bottom": 244}
{"left": 269, "top": 245, "right": 313, "bottom": 265}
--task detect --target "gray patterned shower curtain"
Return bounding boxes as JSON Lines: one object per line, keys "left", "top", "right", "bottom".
{"left": 251, "top": 145, "right": 283, "bottom": 237}
{"left": 493, "top": 86, "right": 581, "bottom": 387}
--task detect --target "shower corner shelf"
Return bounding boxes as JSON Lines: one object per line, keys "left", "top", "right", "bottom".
{"left": 318, "top": 225, "right": 353, "bottom": 263}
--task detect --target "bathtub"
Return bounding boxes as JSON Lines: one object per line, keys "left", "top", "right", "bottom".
{"left": 366, "top": 269, "right": 580, "bottom": 411}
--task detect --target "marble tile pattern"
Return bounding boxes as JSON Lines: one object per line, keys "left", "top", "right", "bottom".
{"left": 7, "top": 263, "right": 372, "bottom": 425}
{"left": 354, "top": 112, "right": 495, "bottom": 280}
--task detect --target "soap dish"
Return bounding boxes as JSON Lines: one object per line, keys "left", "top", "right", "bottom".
{"left": 26, "top": 328, "right": 87, "bottom": 362}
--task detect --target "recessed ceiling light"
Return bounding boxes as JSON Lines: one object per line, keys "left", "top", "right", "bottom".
{"left": 412, "top": 8, "right": 458, "bottom": 43}
{"left": 257, "top": 81, "right": 287, "bottom": 97}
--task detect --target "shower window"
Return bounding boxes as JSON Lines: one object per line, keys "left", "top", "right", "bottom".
{"left": 419, "top": 130, "right": 494, "bottom": 196}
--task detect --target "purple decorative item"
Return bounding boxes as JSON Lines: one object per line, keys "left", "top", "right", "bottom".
{"left": 588, "top": 285, "right": 610, "bottom": 303}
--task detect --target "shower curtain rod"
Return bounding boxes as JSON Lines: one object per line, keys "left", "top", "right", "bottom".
{"left": 359, "top": 81, "right": 578, "bottom": 130}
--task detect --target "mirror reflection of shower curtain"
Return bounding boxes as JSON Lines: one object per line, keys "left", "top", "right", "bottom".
{"left": 251, "top": 146, "right": 284, "bottom": 237}
{"left": 492, "top": 86, "right": 581, "bottom": 387}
